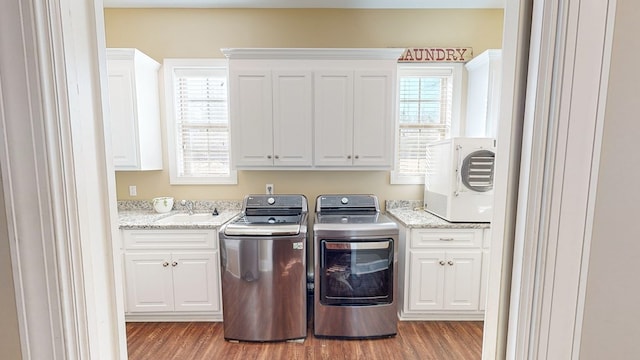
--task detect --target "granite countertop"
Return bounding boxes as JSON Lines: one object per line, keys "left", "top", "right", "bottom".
{"left": 385, "top": 200, "right": 491, "bottom": 229}
{"left": 118, "top": 199, "right": 241, "bottom": 230}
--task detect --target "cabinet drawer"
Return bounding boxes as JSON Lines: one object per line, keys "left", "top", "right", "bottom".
{"left": 123, "top": 230, "right": 217, "bottom": 250}
{"left": 410, "top": 229, "right": 482, "bottom": 248}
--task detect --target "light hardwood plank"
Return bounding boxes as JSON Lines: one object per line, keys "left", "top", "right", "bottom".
{"left": 127, "top": 321, "right": 483, "bottom": 360}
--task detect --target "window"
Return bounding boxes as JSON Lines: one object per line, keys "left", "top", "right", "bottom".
{"left": 391, "top": 64, "right": 462, "bottom": 184}
{"left": 164, "top": 59, "right": 236, "bottom": 184}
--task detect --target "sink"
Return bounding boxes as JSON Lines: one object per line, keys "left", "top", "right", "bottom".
{"left": 155, "top": 212, "right": 218, "bottom": 224}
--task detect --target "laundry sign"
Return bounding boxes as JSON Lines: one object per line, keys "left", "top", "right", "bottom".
{"left": 398, "top": 47, "right": 473, "bottom": 63}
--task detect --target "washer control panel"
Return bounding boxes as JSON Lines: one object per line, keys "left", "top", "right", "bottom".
{"left": 245, "top": 194, "right": 306, "bottom": 209}
{"left": 316, "top": 194, "right": 379, "bottom": 211}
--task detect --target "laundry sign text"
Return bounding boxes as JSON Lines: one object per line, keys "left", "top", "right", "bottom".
{"left": 398, "top": 47, "right": 473, "bottom": 63}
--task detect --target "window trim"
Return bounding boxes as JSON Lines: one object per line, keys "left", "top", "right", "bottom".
{"left": 163, "top": 58, "right": 237, "bottom": 185}
{"left": 391, "top": 63, "right": 463, "bottom": 185}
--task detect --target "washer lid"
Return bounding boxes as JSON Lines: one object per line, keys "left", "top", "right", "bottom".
{"left": 223, "top": 214, "right": 303, "bottom": 236}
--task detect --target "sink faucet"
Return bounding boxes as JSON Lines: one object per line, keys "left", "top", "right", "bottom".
{"left": 180, "top": 200, "right": 194, "bottom": 215}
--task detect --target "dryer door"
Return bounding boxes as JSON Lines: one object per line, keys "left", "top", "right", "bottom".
{"left": 460, "top": 149, "right": 495, "bottom": 192}
{"left": 319, "top": 239, "right": 394, "bottom": 306}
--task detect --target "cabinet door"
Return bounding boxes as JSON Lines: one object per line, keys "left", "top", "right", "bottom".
{"left": 171, "top": 251, "right": 221, "bottom": 312}
{"left": 443, "top": 250, "right": 482, "bottom": 311}
{"left": 314, "top": 70, "right": 354, "bottom": 166}
{"left": 107, "top": 60, "right": 139, "bottom": 168}
{"left": 230, "top": 70, "right": 274, "bottom": 167}
{"left": 107, "top": 49, "right": 162, "bottom": 171}
{"left": 353, "top": 70, "right": 394, "bottom": 167}
{"left": 124, "top": 252, "right": 174, "bottom": 312}
{"left": 272, "top": 71, "right": 313, "bottom": 166}
{"left": 408, "top": 250, "right": 446, "bottom": 311}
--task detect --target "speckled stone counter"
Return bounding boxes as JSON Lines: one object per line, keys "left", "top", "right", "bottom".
{"left": 385, "top": 200, "right": 490, "bottom": 229}
{"left": 118, "top": 199, "right": 241, "bottom": 230}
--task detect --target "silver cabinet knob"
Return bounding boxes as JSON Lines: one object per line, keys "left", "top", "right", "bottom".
{"left": 162, "top": 261, "right": 169, "bottom": 267}
{"left": 439, "top": 260, "right": 446, "bottom": 266}
{"left": 448, "top": 260, "right": 454, "bottom": 266}
{"left": 172, "top": 261, "right": 178, "bottom": 267}
{"left": 267, "top": 155, "right": 272, "bottom": 159}
{"left": 274, "top": 155, "right": 279, "bottom": 159}
{"left": 355, "top": 155, "right": 359, "bottom": 159}
{"left": 347, "top": 155, "right": 352, "bottom": 159}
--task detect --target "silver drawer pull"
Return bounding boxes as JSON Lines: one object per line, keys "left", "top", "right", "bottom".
{"left": 172, "top": 261, "right": 178, "bottom": 267}
{"left": 162, "top": 261, "right": 169, "bottom": 267}
{"left": 439, "top": 237, "right": 455, "bottom": 241}
{"left": 439, "top": 260, "right": 446, "bottom": 266}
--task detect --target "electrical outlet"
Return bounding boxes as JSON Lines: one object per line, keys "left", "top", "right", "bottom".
{"left": 266, "top": 184, "right": 274, "bottom": 195}
{"left": 129, "top": 185, "right": 137, "bottom": 197}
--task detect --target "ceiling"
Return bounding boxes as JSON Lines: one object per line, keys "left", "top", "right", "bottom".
{"left": 102, "top": 0, "right": 504, "bottom": 9}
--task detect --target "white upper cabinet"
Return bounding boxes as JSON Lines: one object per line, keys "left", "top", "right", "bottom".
{"left": 229, "top": 69, "right": 274, "bottom": 167}
{"left": 229, "top": 67, "right": 313, "bottom": 168}
{"left": 107, "top": 48, "right": 162, "bottom": 171}
{"left": 464, "top": 49, "right": 502, "bottom": 138}
{"left": 272, "top": 71, "right": 314, "bottom": 166}
{"left": 314, "top": 68, "right": 394, "bottom": 167}
{"left": 223, "top": 48, "right": 403, "bottom": 170}
{"left": 313, "top": 70, "right": 354, "bottom": 166}
{"left": 352, "top": 70, "right": 394, "bottom": 167}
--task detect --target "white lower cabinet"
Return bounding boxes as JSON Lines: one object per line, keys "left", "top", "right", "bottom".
{"left": 398, "top": 227, "right": 489, "bottom": 320}
{"left": 171, "top": 252, "right": 220, "bottom": 312}
{"left": 408, "top": 250, "right": 481, "bottom": 312}
{"left": 122, "top": 229, "right": 222, "bottom": 321}
{"left": 124, "top": 252, "right": 174, "bottom": 312}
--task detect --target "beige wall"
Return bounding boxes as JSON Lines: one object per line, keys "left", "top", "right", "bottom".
{"left": 580, "top": 0, "right": 640, "bottom": 357}
{"left": 105, "top": 9, "right": 504, "bottom": 207}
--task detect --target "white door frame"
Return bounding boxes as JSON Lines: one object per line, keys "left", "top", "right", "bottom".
{"left": 481, "top": 0, "right": 533, "bottom": 357}
{"left": 0, "top": 0, "right": 126, "bottom": 358}
{"left": 0, "top": 0, "right": 617, "bottom": 359}
{"left": 495, "top": 0, "right": 616, "bottom": 359}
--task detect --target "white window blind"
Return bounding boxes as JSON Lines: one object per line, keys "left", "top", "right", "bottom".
{"left": 392, "top": 65, "right": 461, "bottom": 184}
{"left": 165, "top": 59, "right": 236, "bottom": 184}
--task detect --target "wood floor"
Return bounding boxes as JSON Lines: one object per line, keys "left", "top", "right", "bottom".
{"left": 126, "top": 321, "right": 483, "bottom": 360}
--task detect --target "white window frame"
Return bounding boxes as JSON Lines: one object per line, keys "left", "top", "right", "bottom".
{"left": 391, "top": 63, "right": 463, "bottom": 185}
{"left": 164, "top": 58, "right": 237, "bottom": 185}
